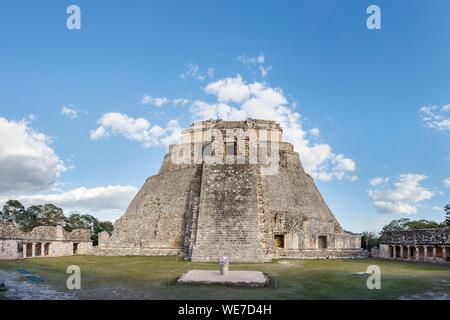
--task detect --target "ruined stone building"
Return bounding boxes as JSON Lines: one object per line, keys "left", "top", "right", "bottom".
{"left": 379, "top": 228, "right": 450, "bottom": 263}
{"left": 0, "top": 222, "right": 93, "bottom": 260}
{"left": 97, "top": 119, "right": 364, "bottom": 262}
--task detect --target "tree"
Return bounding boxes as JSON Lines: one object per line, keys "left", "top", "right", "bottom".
{"left": 64, "top": 212, "right": 91, "bottom": 231}
{"left": 382, "top": 218, "right": 441, "bottom": 233}
{"left": 361, "top": 231, "right": 380, "bottom": 250}
{"left": 22, "top": 204, "right": 65, "bottom": 231}
{"left": 1, "top": 200, "right": 115, "bottom": 242}
{"left": 98, "top": 221, "right": 114, "bottom": 235}
{"left": 445, "top": 204, "right": 450, "bottom": 227}
{"left": 17, "top": 205, "right": 40, "bottom": 232}
{"left": 39, "top": 204, "right": 65, "bottom": 226}
{"left": 0, "top": 200, "right": 26, "bottom": 223}
{"left": 65, "top": 213, "right": 114, "bottom": 245}
{"left": 381, "top": 218, "right": 411, "bottom": 232}
{"left": 406, "top": 219, "right": 440, "bottom": 230}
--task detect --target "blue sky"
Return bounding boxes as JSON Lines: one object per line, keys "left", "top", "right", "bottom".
{"left": 0, "top": 0, "right": 449, "bottom": 232}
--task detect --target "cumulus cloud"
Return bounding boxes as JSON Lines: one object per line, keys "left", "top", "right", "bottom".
{"left": 61, "top": 106, "right": 80, "bottom": 119}
{"left": 0, "top": 117, "right": 67, "bottom": 195}
{"left": 419, "top": 104, "right": 450, "bottom": 131}
{"left": 238, "top": 53, "right": 272, "bottom": 77}
{"left": 190, "top": 75, "right": 357, "bottom": 181}
{"left": 141, "top": 94, "right": 169, "bottom": 107}
{"left": 368, "top": 174, "right": 435, "bottom": 214}
{"left": 1, "top": 185, "right": 138, "bottom": 221}
{"left": 204, "top": 76, "right": 253, "bottom": 104}
{"left": 179, "top": 63, "right": 214, "bottom": 81}
{"left": 444, "top": 177, "right": 450, "bottom": 188}
{"left": 90, "top": 112, "right": 181, "bottom": 148}
{"left": 369, "top": 177, "right": 389, "bottom": 186}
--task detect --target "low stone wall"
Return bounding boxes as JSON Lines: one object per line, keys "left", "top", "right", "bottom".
{"left": 94, "top": 246, "right": 182, "bottom": 257}
{"left": 49, "top": 242, "right": 93, "bottom": 256}
{"left": 77, "top": 242, "right": 94, "bottom": 255}
{"left": 371, "top": 247, "right": 380, "bottom": 257}
{"left": 0, "top": 240, "right": 22, "bottom": 260}
{"left": 274, "top": 248, "right": 368, "bottom": 260}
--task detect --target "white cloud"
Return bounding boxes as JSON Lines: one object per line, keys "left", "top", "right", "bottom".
{"left": 1, "top": 185, "right": 138, "bottom": 221}
{"left": 190, "top": 75, "right": 357, "bottom": 181}
{"left": 259, "top": 65, "right": 272, "bottom": 77}
{"left": 443, "top": 177, "right": 450, "bottom": 188}
{"left": 238, "top": 53, "right": 272, "bottom": 77}
{"left": 179, "top": 63, "right": 214, "bottom": 81}
{"left": 141, "top": 94, "right": 169, "bottom": 107}
{"left": 61, "top": 106, "right": 79, "bottom": 119}
{"left": 369, "top": 177, "right": 389, "bottom": 186}
{"left": 419, "top": 105, "right": 450, "bottom": 131}
{"left": 308, "top": 128, "right": 320, "bottom": 137}
{"left": 173, "top": 98, "right": 190, "bottom": 106}
{"left": 89, "top": 126, "right": 107, "bottom": 140}
{"left": 204, "top": 75, "right": 251, "bottom": 104}
{"left": 368, "top": 174, "right": 435, "bottom": 214}
{"left": 141, "top": 95, "right": 191, "bottom": 107}
{"left": 441, "top": 104, "right": 450, "bottom": 112}
{"left": 0, "top": 117, "right": 67, "bottom": 195}
{"left": 90, "top": 112, "right": 181, "bottom": 148}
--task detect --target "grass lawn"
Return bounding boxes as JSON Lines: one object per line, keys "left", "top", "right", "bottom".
{"left": 0, "top": 256, "right": 449, "bottom": 299}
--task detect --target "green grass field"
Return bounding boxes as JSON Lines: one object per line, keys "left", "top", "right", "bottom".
{"left": 0, "top": 256, "right": 449, "bottom": 299}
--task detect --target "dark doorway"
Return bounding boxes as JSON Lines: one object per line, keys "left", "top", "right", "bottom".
{"left": 17, "top": 243, "right": 23, "bottom": 254}
{"left": 274, "top": 235, "right": 285, "bottom": 248}
{"left": 44, "top": 243, "right": 50, "bottom": 256}
{"left": 410, "top": 246, "right": 415, "bottom": 259}
{"left": 73, "top": 243, "right": 79, "bottom": 255}
{"left": 225, "top": 141, "right": 237, "bottom": 156}
{"left": 26, "top": 243, "right": 32, "bottom": 258}
{"left": 318, "top": 236, "right": 328, "bottom": 249}
{"left": 35, "top": 243, "right": 42, "bottom": 257}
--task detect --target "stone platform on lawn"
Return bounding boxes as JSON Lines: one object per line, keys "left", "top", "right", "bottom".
{"left": 177, "top": 270, "right": 268, "bottom": 287}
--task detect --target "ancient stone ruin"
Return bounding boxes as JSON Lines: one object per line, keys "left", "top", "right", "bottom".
{"left": 379, "top": 228, "right": 450, "bottom": 263}
{"left": 96, "top": 119, "right": 364, "bottom": 262}
{"left": 0, "top": 222, "right": 93, "bottom": 260}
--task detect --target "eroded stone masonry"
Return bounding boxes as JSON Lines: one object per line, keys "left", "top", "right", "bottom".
{"left": 0, "top": 222, "right": 93, "bottom": 260}
{"left": 379, "top": 228, "right": 450, "bottom": 263}
{"left": 97, "top": 119, "right": 365, "bottom": 262}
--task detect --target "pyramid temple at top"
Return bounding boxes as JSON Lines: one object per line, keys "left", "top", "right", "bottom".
{"left": 97, "top": 119, "right": 365, "bottom": 262}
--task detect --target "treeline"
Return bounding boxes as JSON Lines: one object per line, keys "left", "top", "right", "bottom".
{"left": 0, "top": 200, "right": 113, "bottom": 245}
{"left": 361, "top": 204, "right": 450, "bottom": 251}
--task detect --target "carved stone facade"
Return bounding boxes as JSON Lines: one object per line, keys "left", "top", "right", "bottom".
{"left": 0, "top": 222, "right": 93, "bottom": 260}
{"left": 96, "top": 119, "right": 365, "bottom": 262}
{"left": 379, "top": 228, "right": 450, "bottom": 263}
